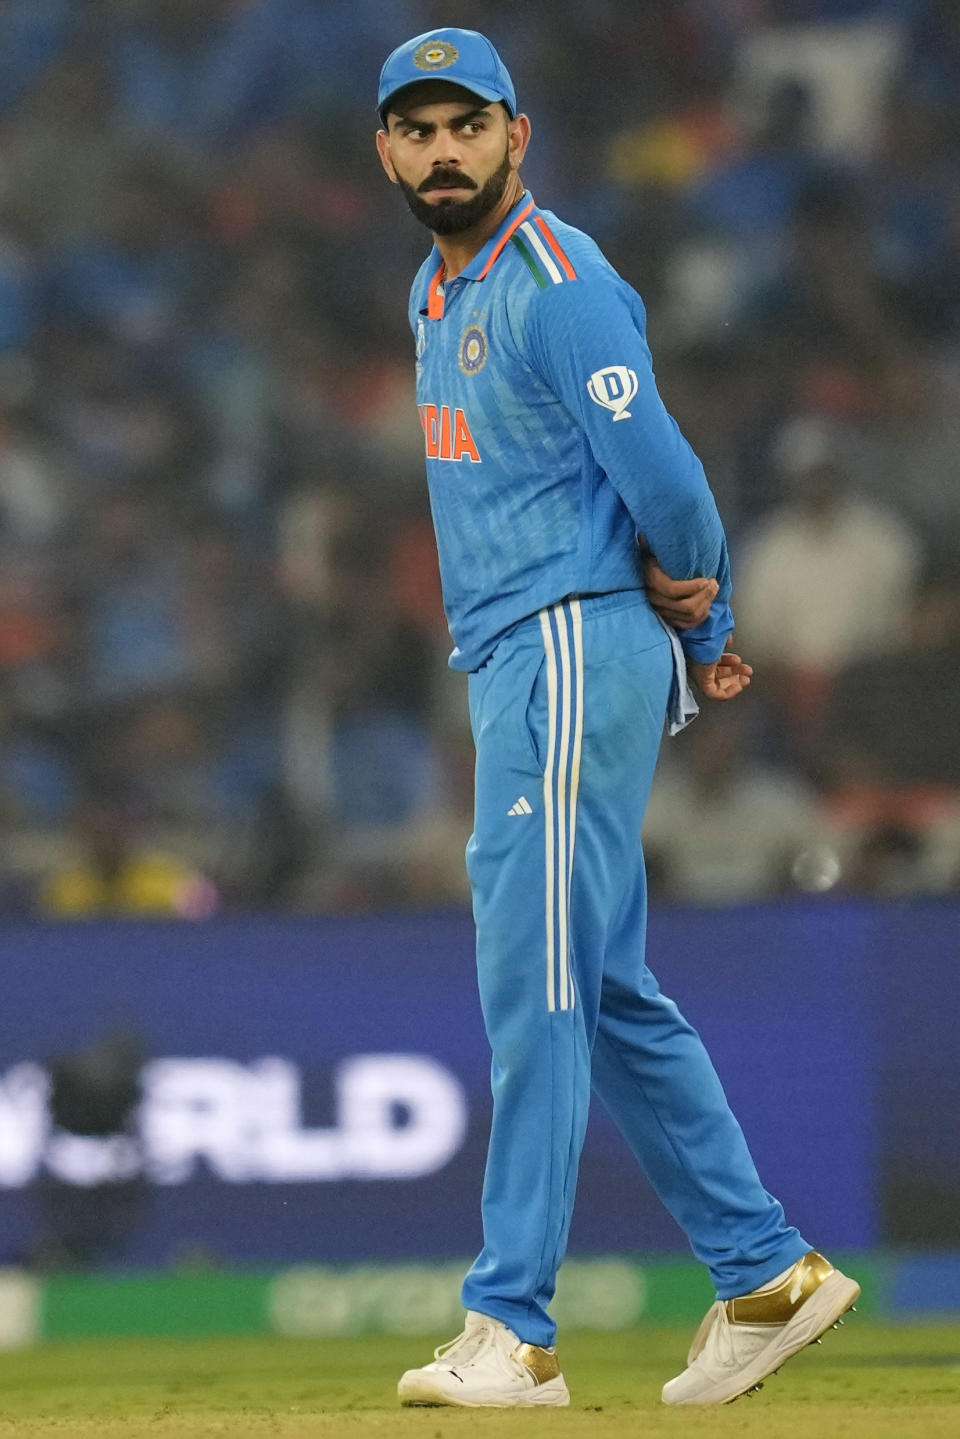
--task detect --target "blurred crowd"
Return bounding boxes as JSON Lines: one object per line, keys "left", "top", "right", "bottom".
{"left": 0, "top": 0, "right": 958, "bottom": 918}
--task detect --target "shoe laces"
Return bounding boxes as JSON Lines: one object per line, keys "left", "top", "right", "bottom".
{"left": 698, "top": 1302, "right": 775, "bottom": 1372}
{"left": 687, "top": 1300, "right": 722, "bottom": 1365}
{"left": 433, "top": 1316, "right": 525, "bottom": 1375}
{"left": 433, "top": 1319, "right": 497, "bottom": 1368}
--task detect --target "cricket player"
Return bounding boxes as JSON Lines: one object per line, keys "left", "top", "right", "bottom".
{"left": 375, "top": 27, "right": 859, "bottom": 1408}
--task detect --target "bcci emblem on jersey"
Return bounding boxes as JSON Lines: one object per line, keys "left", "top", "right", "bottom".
{"left": 459, "top": 324, "right": 488, "bottom": 376}
{"left": 414, "top": 39, "right": 459, "bottom": 70}
{"left": 587, "top": 365, "right": 638, "bottom": 421}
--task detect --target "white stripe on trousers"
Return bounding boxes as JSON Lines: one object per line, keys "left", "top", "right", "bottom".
{"left": 538, "top": 601, "right": 583, "bottom": 1012}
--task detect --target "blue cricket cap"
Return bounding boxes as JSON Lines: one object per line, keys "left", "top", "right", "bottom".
{"left": 377, "top": 28, "right": 517, "bottom": 126}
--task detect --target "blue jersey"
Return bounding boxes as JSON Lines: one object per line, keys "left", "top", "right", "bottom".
{"left": 408, "top": 193, "right": 733, "bottom": 673}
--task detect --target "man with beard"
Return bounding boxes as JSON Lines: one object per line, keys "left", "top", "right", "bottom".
{"left": 375, "top": 27, "right": 858, "bottom": 1410}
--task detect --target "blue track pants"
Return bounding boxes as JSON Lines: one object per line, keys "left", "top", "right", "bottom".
{"left": 460, "top": 592, "right": 807, "bottom": 1346}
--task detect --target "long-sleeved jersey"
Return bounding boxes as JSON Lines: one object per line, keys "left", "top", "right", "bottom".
{"left": 408, "top": 192, "right": 733, "bottom": 672}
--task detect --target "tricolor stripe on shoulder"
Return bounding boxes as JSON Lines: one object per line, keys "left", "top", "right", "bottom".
{"left": 475, "top": 197, "right": 535, "bottom": 281}
{"left": 511, "top": 216, "right": 578, "bottom": 289}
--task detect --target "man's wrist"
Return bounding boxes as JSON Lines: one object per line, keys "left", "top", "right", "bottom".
{"left": 680, "top": 632, "right": 731, "bottom": 666}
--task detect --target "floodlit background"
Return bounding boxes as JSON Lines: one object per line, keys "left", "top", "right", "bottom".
{"left": 0, "top": 0, "right": 959, "bottom": 1337}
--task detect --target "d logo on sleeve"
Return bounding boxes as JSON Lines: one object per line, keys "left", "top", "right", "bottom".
{"left": 587, "top": 366, "right": 638, "bottom": 422}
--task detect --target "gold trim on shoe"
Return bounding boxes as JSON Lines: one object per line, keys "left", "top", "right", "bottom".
{"left": 514, "top": 1343, "right": 561, "bottom": 1385}
{"left": 726, "top": 1251, "right": 835, "bottom": 1327}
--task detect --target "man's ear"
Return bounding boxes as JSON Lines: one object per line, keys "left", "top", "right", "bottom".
{"left": 376, "top": 128, "right": 399, "bottom": 184}
{"left": 507, "top": 113, "right": 532, "bottom": 172}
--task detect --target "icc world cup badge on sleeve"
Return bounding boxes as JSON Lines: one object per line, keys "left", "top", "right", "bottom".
{"left": 459, "top": 324, "right": 488, "bottom": 376}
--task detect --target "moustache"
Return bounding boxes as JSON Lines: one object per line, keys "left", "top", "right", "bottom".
{"left": 418, "top": 170, "right": 478, "bottom": 194}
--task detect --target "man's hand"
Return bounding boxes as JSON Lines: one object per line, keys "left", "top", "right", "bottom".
{"left": 643, "top": 554, "right": 718, "bottom": 630}
{"left": 688, "top": 639, "right": 753, "bottom": 701}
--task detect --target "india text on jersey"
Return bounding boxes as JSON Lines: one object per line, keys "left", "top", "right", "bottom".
{"left": 418, "top": 403, "right": 481, "bottom": 462}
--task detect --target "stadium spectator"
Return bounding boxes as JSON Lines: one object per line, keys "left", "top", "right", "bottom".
{"left": 818, "top": 558, "right": 960, "bottom": 897}
{"left": 0, "top": 0, "right": 73, "bottom": 122}
{"left": 0, "top": 224, "right": 39, "bottom": 356}
{"left": 734, "top": 413, "right": 921, "bottom": 761}
{"left": 824, "top": 560, "right": 960, "bottom": 790}
{"left": 0, "top": 46, "right": 120, "bottom": 245}
{"left": 643, "top": 708, "right": 826, "bottom": 904}
{"left": 0, "top": 408, "right": 73, "bottom": 548}
{"left": 38, "top": 793, "right": 218, "bottom": 919}
{"left": 48, "top": 159, "right": 204, "bottom": 355}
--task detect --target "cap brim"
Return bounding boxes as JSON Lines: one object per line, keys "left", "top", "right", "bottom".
{"left": 378, "top": 78, "right": 513, "bottom": 126}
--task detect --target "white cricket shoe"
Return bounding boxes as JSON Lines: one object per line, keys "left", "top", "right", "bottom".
{"left": 397, "top": 1310, "right": 570, "bottom": 1407}
{"left": 662, "top": 1250, "right": 861, "bottom": 1406}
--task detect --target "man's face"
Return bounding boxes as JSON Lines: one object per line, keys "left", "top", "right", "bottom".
{"left": 377, "top": 86, "right": 527, "bottom": 236}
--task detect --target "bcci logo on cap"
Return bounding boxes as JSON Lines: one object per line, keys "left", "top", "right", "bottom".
{"left": 414, "top": 39, "right": 459, "bottom": 71}
{"left": 587, "top": 365, "right": 638, "bottom": 422}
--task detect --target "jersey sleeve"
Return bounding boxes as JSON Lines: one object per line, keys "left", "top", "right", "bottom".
{"left": 524, "top": 269, "right": 734, "bottom": 662}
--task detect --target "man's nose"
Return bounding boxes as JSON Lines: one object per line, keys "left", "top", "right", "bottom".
{"left": 429, "top": 132, "right": 464, "bottom": 167}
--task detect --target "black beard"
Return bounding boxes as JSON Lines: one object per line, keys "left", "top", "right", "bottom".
{"left": 397, "top": 152, "right": 512, "bottom": 236}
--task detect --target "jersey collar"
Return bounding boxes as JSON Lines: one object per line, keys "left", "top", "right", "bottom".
{"left": 420, "top": 192, "right": 537, "bottom": 319}
{"left": 461, "top": 192, "right": 536, "bottom": 281}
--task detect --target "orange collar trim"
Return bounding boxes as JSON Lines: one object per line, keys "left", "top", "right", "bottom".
{"left": 424, "top": 197, "right": 538, "bottom": 320}
{"left": 426, "top": 260, "right": 446, "bottom": 320}
{"left": 475, "top": 197, "right": 536, "bottom": 281}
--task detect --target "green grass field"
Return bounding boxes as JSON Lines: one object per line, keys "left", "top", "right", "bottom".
{"left": 0, "top": 1323, "right": 958, "bottom": 1438}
